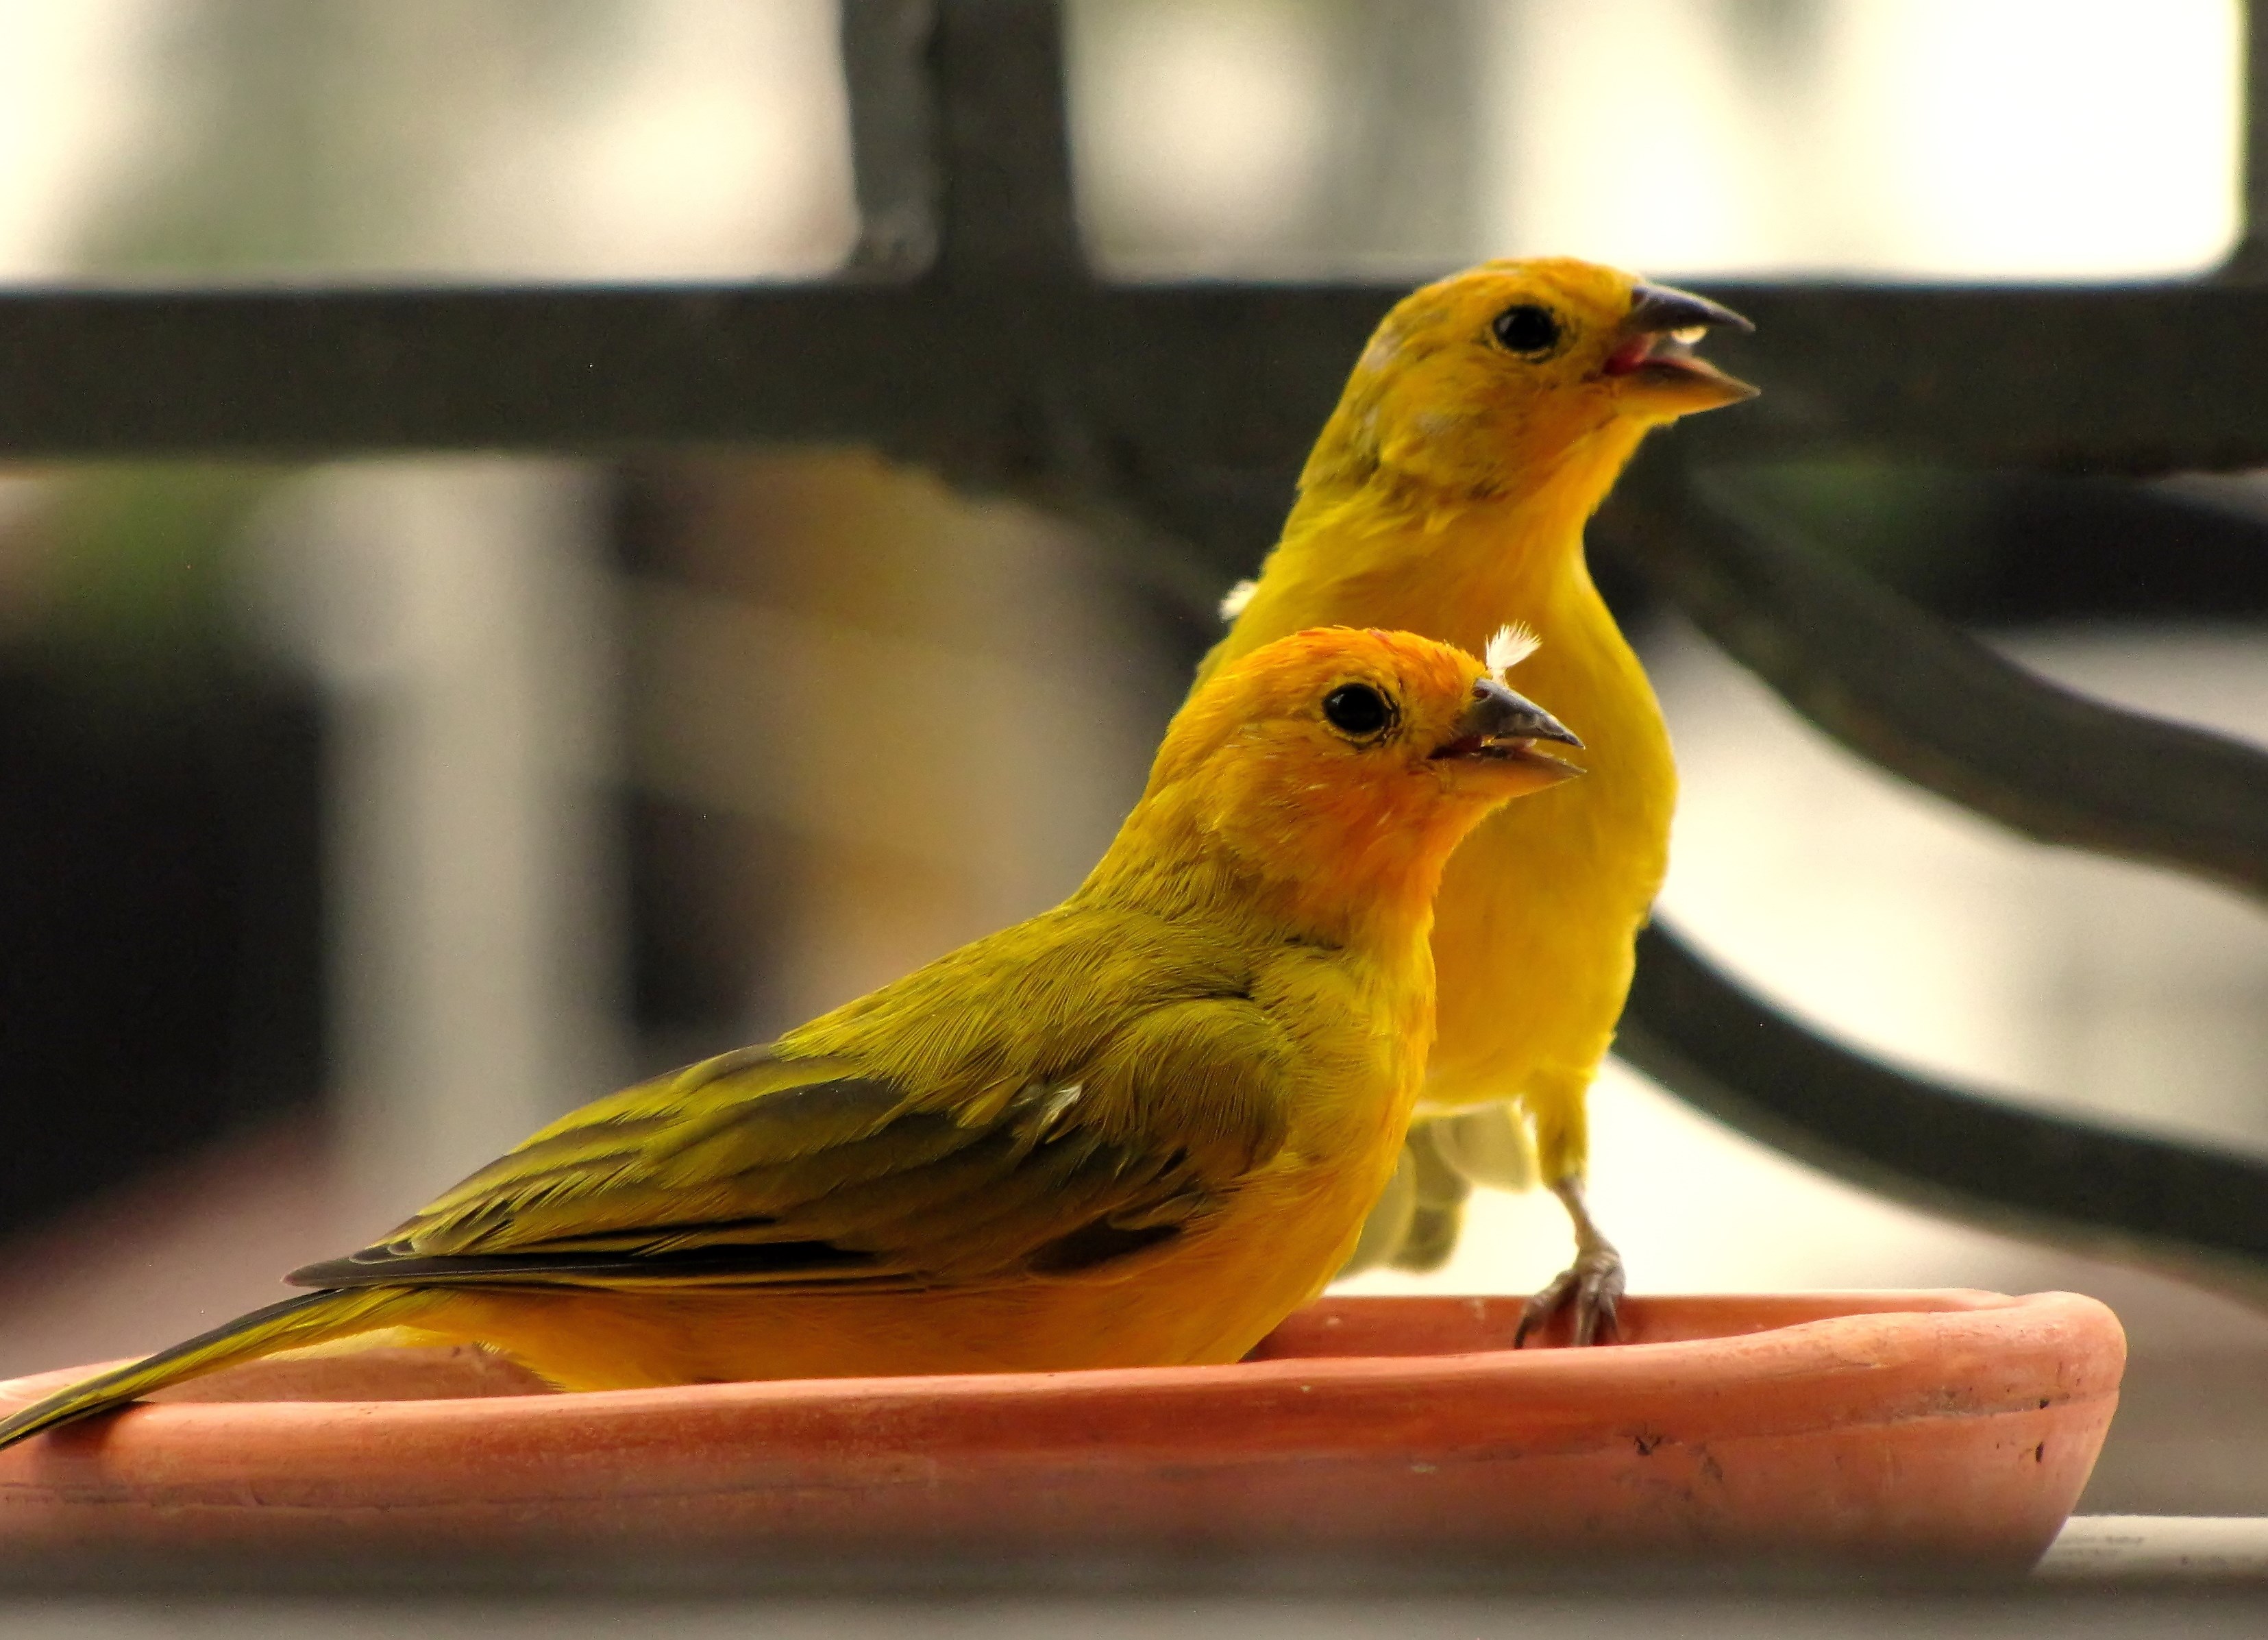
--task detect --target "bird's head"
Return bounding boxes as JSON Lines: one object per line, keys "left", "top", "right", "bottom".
{"left": 1303, "top": 256, "right": 1755, "bottom": 502}
{"left": 1110, "top": 626, "right": 1581, "bottom": 939}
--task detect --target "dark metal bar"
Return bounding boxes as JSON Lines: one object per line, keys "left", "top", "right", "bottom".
{"left": 3, "top": 281, "right": 2267, "bottom": 473}
{"left": 840, "top": 0, "right": 942, "bottom": 277}
{"left": 931, "top": 0, "right": 1084, "bottom": 280}
{"left": 1598, "top": 452, "right": 2268, "bottom": 905}
{"left": 1619, "top": 923, "right": 2268, "bottom": 1301}
{"left": 1674, "top": 282, "right": 2268, "bottom": 473}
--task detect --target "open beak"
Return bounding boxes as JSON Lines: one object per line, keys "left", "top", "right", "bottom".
{"left": 1601, "top": 282, "right": 1758, "bottom": 409}
{"left": 1429, "top": 678, "right": 1585, "bottom": 783}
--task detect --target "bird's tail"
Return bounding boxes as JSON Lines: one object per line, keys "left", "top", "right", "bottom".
{"left": 0, "top": 1286, "right": 421, "bottom": 1454}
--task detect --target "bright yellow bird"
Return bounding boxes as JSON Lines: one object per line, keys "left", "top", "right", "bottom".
{"left": 1199, "top": 258, "right": 1756, "bottom": 1341}
{"left": 0, "top": 626, "right": 1581, "bottom": 1451}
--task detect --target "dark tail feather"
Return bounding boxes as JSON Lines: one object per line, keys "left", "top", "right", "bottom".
{"left": 0, "top": 1286, "right": 418, "bottom": 1453}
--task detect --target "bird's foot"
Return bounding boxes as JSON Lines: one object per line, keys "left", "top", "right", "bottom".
{"left": 1514, "top": 1240, "right": 1624, "bottom": 1348}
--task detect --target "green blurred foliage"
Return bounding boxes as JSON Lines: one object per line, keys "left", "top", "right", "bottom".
{"left": 9, "top": 465, "right": 291, "bottom": 718}
{"left": 1723, "top": 459, "right": 1998, "bottom": 605}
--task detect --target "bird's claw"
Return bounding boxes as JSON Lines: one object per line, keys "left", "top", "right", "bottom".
{"left": 1513, "top": 1243, "right": 1624, "bottom": 1348}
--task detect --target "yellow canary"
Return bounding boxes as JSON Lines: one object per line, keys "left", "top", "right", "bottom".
{"left": 1199, "top": 258, "right": 1755, "bottom": 1341}
{"left": 0, "top": 626, "right": 1581, "bottom": 1450}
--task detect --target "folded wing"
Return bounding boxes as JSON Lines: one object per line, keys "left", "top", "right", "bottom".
{"left": 291, "top": 996, "right": 1293, "bottom": 1293}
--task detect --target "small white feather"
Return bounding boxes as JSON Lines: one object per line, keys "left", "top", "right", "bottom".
{"left": 1038, "top": 1083, "right": 1083, "bottom": 1135}
{"left": 1484, "top": 622, "right": 1541, "bottom": 681}
{"left": 1218, "top": 578, "right": 1258, "bottom": 622}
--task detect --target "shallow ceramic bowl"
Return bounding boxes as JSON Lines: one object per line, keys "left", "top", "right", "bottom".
{"left": 0, "top": 1289, "right": 2122, "bottom": 1565}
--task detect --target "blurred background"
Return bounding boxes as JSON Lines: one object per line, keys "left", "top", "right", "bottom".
{"left": 0, "top": 0, "right": 2263, "bottom": 1517}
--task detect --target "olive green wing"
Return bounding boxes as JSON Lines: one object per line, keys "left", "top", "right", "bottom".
{"left": 289, "top": 998, "right": 1293, "bottom": 1293}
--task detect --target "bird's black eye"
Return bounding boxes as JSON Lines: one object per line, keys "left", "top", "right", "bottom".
{"left": 1322, "top": 683, "right": 1394, "bottom": 737}
{"left": 1490, "top": 303, "right": 1562, "bottom": 357}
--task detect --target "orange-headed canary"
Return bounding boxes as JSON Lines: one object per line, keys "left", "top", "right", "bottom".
{"left": 0, "top": 626, "right": 1580, "bottom": 1449}
{"left": 1200, "top": 258, "right": 1755, "bottom": 1341}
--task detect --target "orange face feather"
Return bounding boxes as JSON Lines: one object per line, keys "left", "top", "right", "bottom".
{"left": 1301, "top": 256, "right": 1755, "bottom": 506}
{"left": 1118, "top": 627, "right": 1581, "bottom": 946}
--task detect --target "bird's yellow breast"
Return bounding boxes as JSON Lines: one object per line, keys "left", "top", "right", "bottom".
{"left": 1207, "top": 482, "right": 1675, "bottom": 1120}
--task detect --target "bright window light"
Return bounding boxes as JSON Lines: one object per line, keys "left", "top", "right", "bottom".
{"left": 1073, "top": 0, "right": 2245, "bottom": 280}
{"left": 0, "top": 0, "right": 856, "bottom": 284}
{"left": 1486, "top": 0, "right": 2245, "bottom": 280}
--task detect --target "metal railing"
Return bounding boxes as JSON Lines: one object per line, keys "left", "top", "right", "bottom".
{"left": 3, "top": 0, "right": 2265, "bottom": 1291}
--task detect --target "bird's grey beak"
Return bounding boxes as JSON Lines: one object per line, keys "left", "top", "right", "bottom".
{"left": 1603, "top": 283, "right": 1757, "bottom": 407}
{"left": 1623, "top": 283, "right": 1753, "bottom": 338}
{"left": 1462, "top": 678, "right": 1581, "bottom": 748}
{"left": 1430, "top": 678, "right": 1584, "bottom": 776}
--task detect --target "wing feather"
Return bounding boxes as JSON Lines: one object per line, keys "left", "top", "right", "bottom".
{"left": 290, "top": 996, "right": 1293, "bottom": 1294}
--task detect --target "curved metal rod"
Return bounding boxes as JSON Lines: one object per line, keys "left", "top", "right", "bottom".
{"left": 1619, "top": 922, "right": 2268, "bottom": 1297}
{"left": 1600, "top": 452, "right": 2268, "bottom": 1286}
{"left": 1597, "top": 450, "right": 2268, "bottom": 903}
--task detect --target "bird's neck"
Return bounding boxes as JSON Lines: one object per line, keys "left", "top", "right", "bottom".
{"left": 1081, "top": 783, "right": 1464, "bottom": 964}
{"left": 1266, "top": 420, "right": 1649, "bottom": 630}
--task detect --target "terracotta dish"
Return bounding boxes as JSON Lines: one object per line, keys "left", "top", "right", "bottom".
{"left": 0, "top": 1290, "right": 2121, "bottom": 1566}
